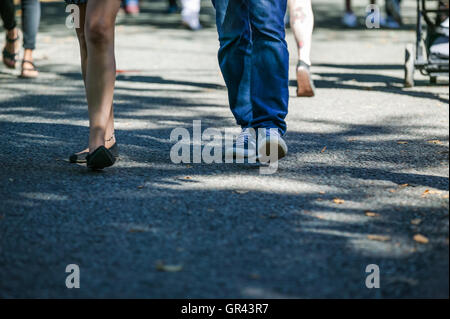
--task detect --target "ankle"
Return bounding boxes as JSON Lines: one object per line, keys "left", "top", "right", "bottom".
{"left": 7, "top": 28, "right": 18, "bottom": 39}
{"left": 89, "top": 130, "right": 106, "bottom": 152}
{"left": 105, "top": 133, "right": 116, "bottom": 148}
{"left": 23, "top": 49, "right": 33, "bottom": 62}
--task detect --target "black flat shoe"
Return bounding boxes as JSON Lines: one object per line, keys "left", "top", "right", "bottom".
{"left": 70, "top": 143, "right": 119, "bottom": 163}
{"left": 86, "top": 146, "right": 116, "bottom": 170}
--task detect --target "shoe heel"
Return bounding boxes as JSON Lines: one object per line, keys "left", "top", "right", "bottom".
{"left": 86, "top": 146, "right": 115, "bottom": 170}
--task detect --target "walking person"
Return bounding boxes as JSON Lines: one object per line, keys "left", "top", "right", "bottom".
{"left": 66, "top": 0, "right": 121, "bottom": 170}
{"left": 2, "top": 0, "right": 40, "bottom": 78}
{"left": 212, "top": 0, "right": 289, "bottom": 162}
{"left": 288, "top": 0, "right": 315, "bottom": 97}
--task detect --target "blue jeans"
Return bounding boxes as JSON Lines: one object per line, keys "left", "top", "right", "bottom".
{"left": 212, "top": 0, "right": 289, "bottom": 135}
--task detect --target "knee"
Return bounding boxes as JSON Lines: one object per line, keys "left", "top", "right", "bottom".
{"left": 85, "top": 19, "right": 113, "bottom": 46}
{"left": 252, "top": 21, "right": 285, "bottom": 42}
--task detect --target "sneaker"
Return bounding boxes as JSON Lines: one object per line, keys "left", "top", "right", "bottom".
{"left": 225, "top": 128, "right": 257, "bottom": 162}
{"left": 257, "top": 129, "right": 288, "bottom": 163}
{"left": 182, "top": 18, "right": 202, "bottom": 31}
{"left": 296, "top": 60, "right": 316, "bottom": 97}
{"left": 342, "top": 12, "right": 358, "bottom": 28}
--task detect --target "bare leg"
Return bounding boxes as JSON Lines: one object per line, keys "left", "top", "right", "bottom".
{"left": 74, "top": 1, "right": 118, "bottom": 155}
{"left": 289, "top": 0, "right": 315, "bottom": 97}
{"left": 84, "top": 0, "right": 120, "bottom": 153}
{"left": 288, "top": 0, "right": 314, "bottom": 66}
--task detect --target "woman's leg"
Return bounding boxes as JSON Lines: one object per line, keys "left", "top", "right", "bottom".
{"left": 0, "top": 0, "right": 16, "bottom": 31}
{"left": 288, "top": 0, "right": 315, "bottom": 97}
{"left": 288, "top": 0, "right": 313, "bottom": 66}
{"left": 1, "top": 0, "right": 19, "bottom": 68}
{"left": 72, "top": 2, "right": 116, "bottom": 157}
{"left": 21, "top": 0, "right": 41, "bottom": 77}
{"left": 84, "top": 0, "right": 121, "bottom": 153}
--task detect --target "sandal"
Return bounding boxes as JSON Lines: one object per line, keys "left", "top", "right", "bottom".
{"left": 20, "top": 60, "right": 39, "bottom": 79}
{"left": 2, "top": 35, "right": 19, "bottom": 69}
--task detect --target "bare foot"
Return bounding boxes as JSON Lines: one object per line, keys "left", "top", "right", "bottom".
{"left": 20, "top": 60, "right": 39, "bottom": 79}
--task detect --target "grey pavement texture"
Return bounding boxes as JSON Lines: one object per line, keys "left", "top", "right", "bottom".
{"left": 0, "top": 0, "right": 448, "bottom": 298}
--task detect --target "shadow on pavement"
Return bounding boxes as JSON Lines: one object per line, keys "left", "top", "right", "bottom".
{"left": 0, "top": 62, "right": 448, "bottom": 298}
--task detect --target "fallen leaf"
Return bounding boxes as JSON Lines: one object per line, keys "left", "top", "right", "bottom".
{"left": 413, "top": 234, "right": 429, "bottom": 244}
{"left": 411, "top": 219, "right": 422, "bottom": 225}
{"left": 397, "top": 141, "right": 409, "bottom": 145}
{"left": 427, "top": 139, "right": 443, "bottom": 145}
{"left": 321, "top": 146, "right": 327, "bottom": 153}
{"left": 184, "top": 176, "right": 192, "bottom": 180}
{"left": 156, "top": 261, "right": 183, "bottom": 272}
{"left": 333, "top": 198, "right": 345, "bottom": 204}
{"left": 367, "top": 235, "right": 391, "bottom": 242}
{"left": 422, "top": 189, "right": 442, "bottom": 197}
{"left": 399, "top": 183, "right": 410, "bottom": 188}
{"left": 319, "top": 191, "right": 326, "bottom": 195}
{"left": 365, "top": 211, "right": 379, "bottom": 217}
{"left": 389, "top": 189, "right": 397, "bottom": 193}
{"left": 137, "top": 185, "right": 145, "bottom": 189}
